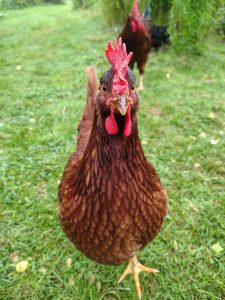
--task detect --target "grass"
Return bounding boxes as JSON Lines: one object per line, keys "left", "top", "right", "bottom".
{"left": 0, "top": 2, "right": 224, "bottom": 300}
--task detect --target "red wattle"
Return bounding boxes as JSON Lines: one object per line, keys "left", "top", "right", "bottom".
{"left": 105, "top": 108, "right": 118, "bottom": 135}
{"left": 124, "top": 106, "right": 131, "bottom": 137}
{"left": 137, "top": 21, "right": 144, "bottom": 32}
{"left": 131, "top": 19, "right": 137, "bottom": 32}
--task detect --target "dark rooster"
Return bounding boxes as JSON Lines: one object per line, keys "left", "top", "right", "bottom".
{"left": 120, "top": 0, "right": 151, "bottom": 90}
{"left": 142, "top": 4, "right": 170, "bottom": 51}
{"left": 59, "top": 38, "right": 167, "bottom": 299}
{"left": 151, "top": 25, "right": 170, "bottom": 50}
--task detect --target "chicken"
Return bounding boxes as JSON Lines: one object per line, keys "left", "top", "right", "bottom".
{"left": 58, "top": 38, "right": 167, "bottom": 300}
{"left": 119, "top": 0, "right": 151, "bottom": 90}
{"left": 151, "top": 25, "right": 170, "bottom": 50}
{"left": 142, "top": 4, "right": 170, "bottom": 51}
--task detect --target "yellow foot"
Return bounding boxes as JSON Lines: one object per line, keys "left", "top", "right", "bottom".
{"left": 137, "top": 86, "right": 144, "bottom": 91}
{"left": 118, "top": 255, "right": 158, "bottom": 300}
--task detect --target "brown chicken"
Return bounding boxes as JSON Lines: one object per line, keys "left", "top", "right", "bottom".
{"left": 58, "top": 38, "right": 167, "bottom": 299}
{"left": 119, "top": 0, "right": 151, "bottom": 90}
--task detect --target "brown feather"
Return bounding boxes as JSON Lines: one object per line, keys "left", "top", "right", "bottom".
{"left": 76, "top": 67, "right": 98, "bottom": 154}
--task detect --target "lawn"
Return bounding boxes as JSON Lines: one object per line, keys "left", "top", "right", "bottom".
{"left": 0, "top": 2, "right": 224, "bottom": 300}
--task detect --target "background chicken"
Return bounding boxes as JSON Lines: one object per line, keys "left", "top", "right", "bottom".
{"left": 119, "top": 0, "right": 151, "bottom": 90}
{"left": 59, "top": 38, "right": 167, "bottom": 299}
{"left": 142, "top": 4, "right": 170, "bottom": 51}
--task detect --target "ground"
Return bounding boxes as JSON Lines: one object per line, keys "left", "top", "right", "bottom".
{"left": 0, "top": 3, "right": 224, "bottom": 300}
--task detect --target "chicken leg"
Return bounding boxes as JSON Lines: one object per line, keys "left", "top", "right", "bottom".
{"left": 137, "top": 75, "right": 144, "bottom": 91}
{"left": 118, "top": 255, "right": 158, "bottom": 300}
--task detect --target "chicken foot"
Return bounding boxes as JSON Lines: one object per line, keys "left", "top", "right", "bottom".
{"left": 118, "top": 255, "right": 158, "bottom": 300}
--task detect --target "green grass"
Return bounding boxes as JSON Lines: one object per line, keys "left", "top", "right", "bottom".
{"left": 0, "top": 3, "right": 225, "bottom": 300}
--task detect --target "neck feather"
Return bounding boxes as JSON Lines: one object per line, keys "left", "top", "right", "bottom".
{"left": 81, "top": 112, "right": 146, "bottom": 169}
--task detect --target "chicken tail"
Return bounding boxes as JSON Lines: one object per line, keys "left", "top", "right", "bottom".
{"left": 76, "top": 66, "right": 98, "bottom": 153}
{"left": 142, "top": 3, "right": 151, "bottom": 20}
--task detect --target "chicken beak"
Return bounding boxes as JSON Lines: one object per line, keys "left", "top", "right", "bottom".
{"left": 115, "top": 94, "right": 129, "bottom": 116}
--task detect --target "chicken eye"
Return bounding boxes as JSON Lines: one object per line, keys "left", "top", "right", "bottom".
{"left": 131, "top": 85, "right": 135, "bottom": 90}
{"left": 100, "top": 84, "right": 108, "bottom": 95}
{"left": 100, "top": 85, "right": 108, "bottom": 94}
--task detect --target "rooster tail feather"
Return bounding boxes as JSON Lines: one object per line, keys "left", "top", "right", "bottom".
{"left": 76, "top": 66, "right": 98, "bottom": 153}
{"left": 142, "top": 3, "right": 151, "bottom": 20}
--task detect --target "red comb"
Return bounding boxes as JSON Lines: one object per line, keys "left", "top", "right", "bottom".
{"left": 130, "top": 0, "right": 144, "bottom": 32}
{"left": 105, "top": 37, "right": 133, "bottom": 95}
{"left": 131, "top": 0, "right": 140, "bottom": 17}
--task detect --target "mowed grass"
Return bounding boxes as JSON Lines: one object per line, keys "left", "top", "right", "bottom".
{"left": 0, "top": 3, "right": 224, "bottom": 300}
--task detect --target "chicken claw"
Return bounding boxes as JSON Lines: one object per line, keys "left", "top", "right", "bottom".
{"left": 118, "top": 255, "right": 158, "bottom": 300}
